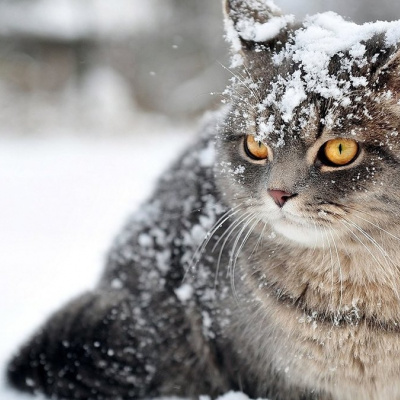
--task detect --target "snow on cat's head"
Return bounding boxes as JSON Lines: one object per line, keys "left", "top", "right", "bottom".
{"left": 217, "top": 0, "right": 400, "bottom": 248}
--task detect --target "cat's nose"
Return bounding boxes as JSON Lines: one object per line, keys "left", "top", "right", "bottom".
{"left": 268, "top": 189, "right": 296, "bottom": 208}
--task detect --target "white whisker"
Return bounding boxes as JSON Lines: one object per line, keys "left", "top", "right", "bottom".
{"left": 322, "top": 226, "right": 335, "bottom": 315}
{"left": 249, "top": 221, "right": 267, "bottom": 259}
{"left": 327, "top": 228, "right": 343, "bottom": 311}
{"left": 339, "top": 219, "right": 400, "bottom": 300}
{"left": 218, "top": 62, "right": 262, "bottom": 105}
{"left": 348, "top": 209, "right": 400, "bottom": 243}
{"left": 214, "top": 210, "right": 255, "bottom": 289}
{"left": 230, "top": 217, "right": 260, "bottom": 301}
{"left": 226, "top": 213, "right": 257, "bottom": 300}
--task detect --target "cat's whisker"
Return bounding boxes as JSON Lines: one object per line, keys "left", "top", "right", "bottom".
{"left": 214, "top": 210, "right": 255, "bottom": 290}
{"left": 308, "top": 217, "right": 320, "bottom": 257}
{"left": 186, "top": 204, "right": 244, "bottom": 284}
{"left": 192, "top": 204, "right": 243, "bottom": 263}
{"left": 327, "top": 228, "right": 344, "bottom": 312}
{"left": 343, "top": 205, "right": 400, "bottom": 243}
{"left": 231, "top": 216, "right": 260, "bottom": 271}
{"left": 341, "top": 216, "right": 397, "bottom": 290}
{"left": 230, "top": 217, "right": 261, "bottom": 302}
{"left": 332, "top": 227, "right": 352, "bottom": 259}
{"left": 227, "top": 213, "right": 258, "bottom": 300}
{"left": 249, "top": 221, "right": 267, "bottom": 259}
{"left": 212, "top": 210, "right": 253, "bottom": 253}
{"left": 338, "top": 219, "right": 400, "bottom": 301}
{"left": 342, "top": 217, "right": 400, "bottom": 295}
{"left": 342, "top": 218, "right": 392, "bottom": 261}
{"left": 228, "top": 213, "right": 256, "bottom": 301}
{"left": 322, "top": 226, "right": 335, "bottom": 316}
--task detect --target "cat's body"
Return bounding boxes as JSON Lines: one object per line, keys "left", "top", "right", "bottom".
{"left": 8, "top": 1, "right": 400, "bottom": 400}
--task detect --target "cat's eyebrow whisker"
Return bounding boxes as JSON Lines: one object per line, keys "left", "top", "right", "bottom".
{"left": 218, "top": 61, "right": 263, "bottom": 105}
{"left": 241, "top": 64, "right": 264, "bottom": 102}
{"left": 221, "top": 88, "right": 259, "bottom": 113}
{"left": 211, "top": 83, "right": 260, "bottom": 114}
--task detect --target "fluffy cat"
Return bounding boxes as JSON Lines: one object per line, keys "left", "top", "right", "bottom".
{"left": 7, "top": 1, "right": 400, "bottom": 399}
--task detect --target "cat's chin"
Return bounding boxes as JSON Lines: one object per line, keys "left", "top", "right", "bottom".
{"left": 271, "top": 218, "right": 328, "bottom": 248}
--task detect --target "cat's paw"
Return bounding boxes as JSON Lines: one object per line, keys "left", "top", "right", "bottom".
{"left": 6, "top": 290, "right": 158, "bottom": 400}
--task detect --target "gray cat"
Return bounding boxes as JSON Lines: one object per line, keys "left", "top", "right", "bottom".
{"left": 7, "top": 1, "right": 400, "bottom": 399}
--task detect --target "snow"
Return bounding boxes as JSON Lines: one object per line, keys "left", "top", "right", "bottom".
{"left": 224, "top": 0, "right": 295, "bottom": 52}
{"left": 0, "top": 130, "right": 194, "bottom": 399}
{"left": 226, "top": 4, "right": 400, "bottom": 146}
{"left": 198, "top": 142, "right": 216, "bottom": 167}
{"left": 268, "top": 12, "right": 400, "bottom": 121}
{"left": 216, "top": 392, "right": 254, "bottom": 400}
{"left": 236, "top": 14, "right": 295, "bottom": 42}
{"left": 226, "top": 1, "right": 400, "bottom": 129}
{"left": 174, "top": 283, "right": 194, "bottom": 303}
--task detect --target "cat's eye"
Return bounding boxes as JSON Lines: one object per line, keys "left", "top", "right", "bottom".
{"left": 244, "top": 135, "right": 269, "bottom": 161}
{"left": 321, "top": 138, "right": 359, "bottom": 166}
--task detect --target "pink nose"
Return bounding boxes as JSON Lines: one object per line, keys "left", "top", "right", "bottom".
{"left": 268, "top": 189, "right": 296, "bottom": 208}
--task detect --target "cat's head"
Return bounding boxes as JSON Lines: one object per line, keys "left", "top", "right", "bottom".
{"left": 217, "top": 0, "right": 400, "bottom": 248}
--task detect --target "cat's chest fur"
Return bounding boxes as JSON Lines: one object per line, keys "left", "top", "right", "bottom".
{"left": 231, "top": 238, "right": 400, "bottom": 400}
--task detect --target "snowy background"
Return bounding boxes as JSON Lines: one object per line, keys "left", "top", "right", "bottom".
{"left": 1, "top": 1, "right": 400, "bottom": 399}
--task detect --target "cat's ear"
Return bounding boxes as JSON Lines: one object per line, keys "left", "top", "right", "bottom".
{"left": 223, "top": 0, "right": 295, "bottom": 64}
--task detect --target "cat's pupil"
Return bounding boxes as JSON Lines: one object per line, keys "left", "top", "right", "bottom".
{"left": 338, "top": 143, "right": 343, "bottom": 154}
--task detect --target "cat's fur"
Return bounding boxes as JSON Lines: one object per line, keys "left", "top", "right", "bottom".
{"left": 7, "top": 1, "right": 400, "bottom": 400}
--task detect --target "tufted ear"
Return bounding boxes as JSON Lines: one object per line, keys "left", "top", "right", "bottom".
{"left": 223, "top": 0, "right": 295, "bottom": 62}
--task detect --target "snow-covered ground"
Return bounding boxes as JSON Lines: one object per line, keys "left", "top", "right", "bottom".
{"left": 0, "top": 127, "right": 197, "bottom": 399}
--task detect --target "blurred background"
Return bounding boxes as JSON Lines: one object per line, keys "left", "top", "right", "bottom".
{"left": 1, "top": 2, "right": 400, "bottom": 399}
{"left": 1, "top": 0, "right": 400, "bottom": 136}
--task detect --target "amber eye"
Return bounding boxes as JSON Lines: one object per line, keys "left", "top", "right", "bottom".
{"left": 322, "top": 138, "right": 359, "bottom": 166}
{"left": 244, "top": 135, "right": 269, "bottom": 161}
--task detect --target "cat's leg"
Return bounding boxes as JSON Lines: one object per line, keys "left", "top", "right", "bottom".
{"left": 7, "top": 288, "right": 230, "bottom": 399}
{"left": 6, "top": 289, "right": 168, "bottom": 399}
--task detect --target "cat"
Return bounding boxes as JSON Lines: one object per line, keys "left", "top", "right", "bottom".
{"left": 7, "top": 1, "right": 400, "bottom": 399}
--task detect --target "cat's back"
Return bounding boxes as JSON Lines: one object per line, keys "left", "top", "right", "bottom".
{"left": 99, "top": 110, "right": 229, "bottom": 299}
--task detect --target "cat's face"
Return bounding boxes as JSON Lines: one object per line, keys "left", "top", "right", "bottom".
{"left": 217, "top": 1, "right": 400, "bottom": 249}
